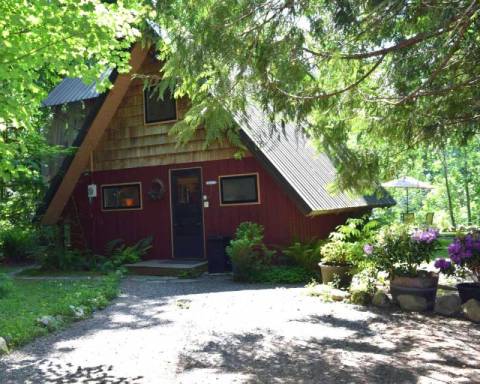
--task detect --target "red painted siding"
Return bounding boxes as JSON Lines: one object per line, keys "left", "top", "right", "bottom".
{"left": 68, "top": 157, "right": 361, "bottom": 259}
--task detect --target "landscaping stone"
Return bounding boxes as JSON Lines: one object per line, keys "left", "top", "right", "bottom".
{"left": 372, "top": 291, "right": 391, "bottom": 308}
{"left": 69, "top": 305, "right": 86, "bottom": 319}
{"left": 397, "top": 294, "right": 428, "bottom": 312}
{"left": 0, "top": 337, "right": 8, "bottom": 355}
{"left": 329, "top": 287, "right": 351, "bottom": 302}
{"left": 462, "top": 299, "right": 480, "bottom": 323}
{"left": 308, "top": 285, "right": 350, "bottom": 301}
{"left": 434, "top": 294, "right": 461, "bottom": 316}
{"left": 36, "top": 315, "right": 63, "bottom": 331}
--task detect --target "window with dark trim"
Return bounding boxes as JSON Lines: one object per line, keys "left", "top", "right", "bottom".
{"left": 102, "top": 183, "right": 142, "bottom": 211}
{"left": 219, "top": 174, "right": 259, "bottom": 205}
{"left": 144, "top": 86, "right": 177, "bottom": 124}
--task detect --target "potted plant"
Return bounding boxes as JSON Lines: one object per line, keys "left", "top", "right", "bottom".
{"left": 365, "top": 225, "right": 440, "bottom": 310}
{"left": 319, "top": 240, "right": 358, "bottom": 287}
{"left": 434, "top": 230, "right": 480, "bottom": 303}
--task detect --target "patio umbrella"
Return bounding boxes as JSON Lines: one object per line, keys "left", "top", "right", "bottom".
{"left": 382, "top": 176, "right": 434, "bottom": 213}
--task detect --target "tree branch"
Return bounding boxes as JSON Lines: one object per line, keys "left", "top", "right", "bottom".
{"left": 271, "top": 55, "right": 385, "bottom": 100}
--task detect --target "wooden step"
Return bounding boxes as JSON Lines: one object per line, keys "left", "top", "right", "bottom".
{"left": 125, "top": 259, "right": 208, "bottom": 277}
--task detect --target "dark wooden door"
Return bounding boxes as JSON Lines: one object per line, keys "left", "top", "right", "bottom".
{"left": 170, "top": 168, "right": 204, "bottom": 259}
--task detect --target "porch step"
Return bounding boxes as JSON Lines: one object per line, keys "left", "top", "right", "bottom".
{"left": 124, "top": 259, "right": 208, "bottom": 277}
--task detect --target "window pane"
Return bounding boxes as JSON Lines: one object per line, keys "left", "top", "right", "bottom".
{"left": 102, "top": 184, "right": 141, "bottom": 210}
{"left": 144, "top": 87, "right": 177, "bottom": 123}
{"left": 221, "top": 175, "right": 258, "bottom": 204}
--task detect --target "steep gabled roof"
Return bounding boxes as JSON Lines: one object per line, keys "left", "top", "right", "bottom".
{"left": 43, "top": 70, "right": 112, "bottom": 107}
{"left": 39, "top": 51, "right": 393, "bottom": 224}
{"left": 40, "top": 43, "right": 150, "bottom": 225}
{"left": 235, "top": 107, "right": 394, "bottom": 215}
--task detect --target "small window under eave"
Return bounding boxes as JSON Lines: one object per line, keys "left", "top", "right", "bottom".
{"left": 144, "top": 87, "right": 177, "bottom": 124}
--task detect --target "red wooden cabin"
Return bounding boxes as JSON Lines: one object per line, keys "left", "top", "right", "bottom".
{"left": 39, "top": 44, "right": 393, "bottom": 262}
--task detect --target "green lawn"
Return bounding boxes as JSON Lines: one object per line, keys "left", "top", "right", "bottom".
{"left": 0, "top": 264, "right": 25, "bottom": 275}
{"left": 15, "top": 268, "right": 103, "bottom": 277}
{"left": 0, "top": 274, "right": 120, "bottom": 349}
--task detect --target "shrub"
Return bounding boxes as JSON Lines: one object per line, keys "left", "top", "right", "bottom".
{"left": 320, "top": 240, "right": 359, "bottom": 266}
{"left": 251, "top": 266, "right": 312, "bottom": 284}
{"left": 0, "top": 227, "right": 36, "bottom": 263}
{"left": 0, "top": 273, "right": 14, "bottom": 299}
{"left": 320, "top": 215, "right": 381, "bottom": 269}
{"left": 100, "top": 236, "right": 153, "bottom": 272}
{"left": 365, "top": 224, "right": 439, "bottom": 277}
{"left": 226, "top": 222, "right": 274, "bottom": 282}
{"left": 283, "top": 239, "right": 325, "bottom": 274}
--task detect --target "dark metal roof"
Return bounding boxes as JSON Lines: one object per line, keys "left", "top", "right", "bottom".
{"left": 234, "top": 106, "right": 395, "bottom": 214}
{"left": 42, "top": 70, "right": 112, "bottom": 106}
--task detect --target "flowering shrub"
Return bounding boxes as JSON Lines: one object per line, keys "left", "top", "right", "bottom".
{"left": 364, "top": 224, "right": 439, "bottom": 277}
{"left": 435, "top": 231, "right": 480, "bottom": 282}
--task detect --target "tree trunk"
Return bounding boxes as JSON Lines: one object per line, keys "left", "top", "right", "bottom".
{"left": 441, "top": 149, "right": 456, "bottom": 228}
{"left": 462, "top": 150, "right": 472, "bottom": 225}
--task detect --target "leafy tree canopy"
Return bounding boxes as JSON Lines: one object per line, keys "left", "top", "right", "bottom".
{"left": 152, "top": 0, "right": 480, "bottom": 192}
{"left": 0, "top": 0, "right": 145, "bottom": 185}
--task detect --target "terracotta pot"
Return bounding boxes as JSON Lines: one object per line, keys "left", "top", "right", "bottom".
{"left": 390, "top": 272, "right": 439, "bottom": 311}
{"left": 457, "top": 282, "right": 480, "bottom": 304}
{"left": 318, "top": 263, "right": 353, "bottom": 287}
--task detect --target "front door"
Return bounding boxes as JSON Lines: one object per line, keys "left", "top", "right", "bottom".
{"left": 170, "top": 168, "right": 204, "bottom": 259}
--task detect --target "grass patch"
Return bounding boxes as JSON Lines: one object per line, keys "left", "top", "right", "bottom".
{"left": 0, "top": 264, "right": 26, "bottom": 275}
{"left": 0, "top": 273, "right": 120, "bottom": 349}
{"left": 250, "top": 266, "right": 314, "bottom": 284}
{"left": 16, "top": 268, "right": 103, "bottom": 277}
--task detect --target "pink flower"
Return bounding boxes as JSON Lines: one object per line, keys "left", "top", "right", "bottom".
{"left": 363, "top": 244, "right": 374, "bottom": 255}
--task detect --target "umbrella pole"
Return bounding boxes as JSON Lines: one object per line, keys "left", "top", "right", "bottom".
{"left": 406, "top": 188, "right": 409, "bottom": 213}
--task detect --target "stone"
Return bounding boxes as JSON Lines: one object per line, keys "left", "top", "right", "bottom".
{"left": 36, "top": 315, "right": 62, "bottom": 331}
{"left": 307, "top": 285, "right": 350, "bottom": 301}
{"left": 462, "top": 299, "right": 480, "bottom": 322}
{"left": 397, "top": 294, "right": 428, "bottom": 312}
{"left": 434, "top": 294, "right": 461, "bottom": 316}
{"left": 70, "top": 305, "right": 85, "bottom": 319}
{"left": 329, "top": 287, "right": 351, "bottom": 302}
{"left": 0, "top": 337, "right": 8, "bottom": 355}
{"left": 372, "top": 291, "right": 391, "bottom": 308}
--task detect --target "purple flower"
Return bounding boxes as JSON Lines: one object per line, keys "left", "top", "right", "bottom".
{"left": 411, "top": 228, "right": 439, "bottom": 244}
{"left": 434, "top": 258, "right": 452, "bottom": 271}
{"left": 363, "top": 244, "right": 374, "bottom": 255}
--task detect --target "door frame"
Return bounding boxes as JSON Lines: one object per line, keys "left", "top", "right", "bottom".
{"left": 168, "top": 166, "right": 206, "bottom": 259}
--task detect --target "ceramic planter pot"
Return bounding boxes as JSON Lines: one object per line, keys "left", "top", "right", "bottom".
{"left": 318, "top": 263, "right": 353, "bottom": 287}
{"left": 390, "top": 272, "right": 439, "bottom": 311}
{"left": 457, "top": 282, "right": 480, "bottom": 304}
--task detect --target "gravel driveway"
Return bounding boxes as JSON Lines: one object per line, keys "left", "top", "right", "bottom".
{"left": 1, "top": 275, "right": 479, "bottom": 383}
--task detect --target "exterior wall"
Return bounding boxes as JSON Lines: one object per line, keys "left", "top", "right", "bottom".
{"left": 44, "top": 100, "right": 96, "bottom": 183}
{"left": 69, "top": 157, "right": 356, "bottom": 259}
{"left": 92, "top": 57, "right": 243, "bottom": 172}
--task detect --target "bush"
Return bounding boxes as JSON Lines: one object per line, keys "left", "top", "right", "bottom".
{"left": 0, "top": 227, "right": 37, "bottom": 263}
{"left": 283, "top": 239, "right": 325, "bottom": 275}
{"left": 319, "top": 215, "right": 382, "bottom": 269}
{"left": 100, "top": 236, "right": 153, "bottom": 273}
{"left": 0, "top": 273, "right": 14, "bottom": 299}
{"left": 226, "top": 222, "right": 275, "bottom": 282}
{"left": 366, "top": 224, "right": 439, "bottom": 277}
{"left": 251, "top": 266, "right": 312, "bottom": 284}
{"left": 320, "top": 240, "right": 359, "bottom": 266}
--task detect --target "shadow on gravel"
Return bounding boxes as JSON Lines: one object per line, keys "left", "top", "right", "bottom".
{"left": 177, "top": 330, "right": 420, "bottom": 383}
{"left": 177, "top": 308, "right": 480, "bottom": 384}
{"left": 2, "top": 276, "right": 480, "bottom": 383}
{"left": 0, "top": 359, "right": 143, "bottom": 383}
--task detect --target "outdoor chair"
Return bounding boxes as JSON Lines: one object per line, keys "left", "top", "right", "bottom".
{"left": 402, "top": 212, "right": 415, "bottom": 224}
{"left": 425, "top": 212, "right": 434, "bottom": 226}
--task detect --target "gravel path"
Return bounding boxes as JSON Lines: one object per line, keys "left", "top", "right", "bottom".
{"left": 1, "top": 275, "right": 479, "bottom": 383}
